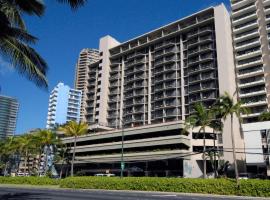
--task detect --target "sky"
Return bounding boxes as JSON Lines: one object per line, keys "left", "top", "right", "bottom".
{"left": 0, "top": 0, "right": 230, "bottom": 134}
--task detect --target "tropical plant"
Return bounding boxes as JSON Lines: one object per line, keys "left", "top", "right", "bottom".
{"left": 259, "top": 111, "right": 270, "bottom": 122}
{"left": 58, "top": 121, "right": 88, "bottom": 177}
{"left": 34, "top": 129, "right": 60, "bottom": 174}
{"left": 184, "top": 102, "right": 215, "bottom": 179}
{"left": 215, "top": 92, "right": 249, "bottom": 184}
{"left": 0, "top": 0, "right": 87, "bottom": 88}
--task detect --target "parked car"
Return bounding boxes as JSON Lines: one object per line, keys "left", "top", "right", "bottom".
{"left": 238, "top": 173, "right": 250, "bottom": 180}
{"left": 94, "top": 173, "right": 115, "bottom": 177}
{"left": 16, "top": 172, "right": 29, "bottom": 177}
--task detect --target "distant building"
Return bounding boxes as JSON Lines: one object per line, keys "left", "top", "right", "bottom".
{"left": 46, "top": 83, "right": 82, "bottom": 129}
{"left": 74, "top": 49, "right": 100, "bottom": 122}
{"left": 0, "top": 95, "right": 19, "bottom": 139}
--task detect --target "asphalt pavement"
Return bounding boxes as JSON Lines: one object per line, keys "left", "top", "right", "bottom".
{"left": 0, "top": 186, "right": 269, "bottom": 200}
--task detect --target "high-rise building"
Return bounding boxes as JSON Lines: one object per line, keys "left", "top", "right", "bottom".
{"left": 0, "top": 95, "right": 19, "bottom": 139}
{"left": 68, "top": 4, "right": 244, "bottom": 177}
{"left": 231, "top": 0, "right": 270, "bottom": 175}
{"left": 46, "top": 83, "right": 82, "bottom": 129}
{"left": 74, "top": 49, "right": 100, "bottom": 122}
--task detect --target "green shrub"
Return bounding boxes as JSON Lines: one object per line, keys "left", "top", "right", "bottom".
{"left": 0, "top": 176, "right": 269, "bottom": 197}
{"left": 60, "top": 177, "right": 270, "bottom": 197}
{"left": 0, "top": 176, "right": 59, "bottom": 185}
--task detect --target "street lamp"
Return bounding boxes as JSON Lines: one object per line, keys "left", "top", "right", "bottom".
{"left": 119, "top": 119, "right": 125, "bottom": 178}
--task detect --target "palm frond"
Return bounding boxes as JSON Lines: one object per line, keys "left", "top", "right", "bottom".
{"left": 0, "top": 2, "right": 26, "bottom": 29}
{"left": 0, "top": 36, "right": 48, "bottom": 89}
{"left": 56, "top": 0, "right": 87, "bottom": 9}
{"left": 13, "top": 0, "right": 45, "bottom": 17}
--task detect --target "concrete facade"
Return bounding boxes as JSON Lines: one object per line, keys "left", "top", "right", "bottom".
{"left": 69, "top": 4, "right": 242, "bottom": 177}
{"left": 231, "top": 0, "right": 270, "bottom": 174}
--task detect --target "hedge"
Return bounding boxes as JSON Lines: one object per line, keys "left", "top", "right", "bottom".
{"left": 0, "top": 176, "right": 59, "bottom": 186}
{"left": 0, "top": 177, "right": 269, "bottom": 197}
{"left": 60, "top": 177, "right": 270, "bottom": 197}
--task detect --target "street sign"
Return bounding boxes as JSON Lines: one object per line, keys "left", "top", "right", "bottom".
{"left": 121, "top": 162, "right": 125, "bottom": 170}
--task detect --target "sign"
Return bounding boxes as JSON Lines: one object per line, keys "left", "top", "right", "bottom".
{"left": 121, "top": 162, "right": 125, "bottom": 170}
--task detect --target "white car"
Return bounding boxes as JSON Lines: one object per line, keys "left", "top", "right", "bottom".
{"left": 94, "top": 173, "right": 115, "bottom": 177}
{"left": 16, "top": 172, "right": 29, "bottom": 177}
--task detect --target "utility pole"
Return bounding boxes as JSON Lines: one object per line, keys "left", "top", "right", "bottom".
{"left": 120, "top": 119, "right": 124, "bottom": 178}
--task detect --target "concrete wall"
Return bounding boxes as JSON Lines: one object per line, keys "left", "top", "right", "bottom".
{"left": 214, "top": 4, "right": 246, "bottom": 165}
{"left": 242, "top": 121, "right": 270, "bottom": 164}
{"left": 98, "top": 36, "right": 120, "bottom": 125}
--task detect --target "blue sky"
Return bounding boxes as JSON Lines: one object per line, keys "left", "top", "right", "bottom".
{"left": 0, "top": 0, "right": 230, "bottom": 134}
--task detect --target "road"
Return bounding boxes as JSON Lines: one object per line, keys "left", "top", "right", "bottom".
{"left": 0, "top": 186, "right": 268, "bottom": 200}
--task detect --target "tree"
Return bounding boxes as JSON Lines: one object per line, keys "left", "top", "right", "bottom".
{"left": 184, "top": 102, "right": 215, "bottom": 179}
{"left": 215, "top": 92, "right": 249, "bottom": 184}
{"left": 259, "top": 112, "right": 270, "bottom": 122}
{"left": 0, "top": 0, "right": 87, "bottom": 88}
{"left": 58, "top": 121, "right": 88, "bottom": 177}
{"left": 35, "top": 129, "right": 59, "bottom": 174}
{"left": 17, "top": 134, "right": 36, "bottom": 174}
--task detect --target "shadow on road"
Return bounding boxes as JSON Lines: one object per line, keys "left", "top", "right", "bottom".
{"left": 0, "top": 192, "right": 47, "bottom": 200}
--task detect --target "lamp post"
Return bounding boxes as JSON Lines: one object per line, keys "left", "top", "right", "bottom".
{"left": 120, "top": 119, "right": 124, "bottom": 178}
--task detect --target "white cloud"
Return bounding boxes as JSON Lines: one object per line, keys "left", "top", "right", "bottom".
{"left": 0, "top": 56, "right": 14, "bottom": 75}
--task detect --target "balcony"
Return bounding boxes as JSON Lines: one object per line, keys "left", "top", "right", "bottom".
{"left": 232, "top": 0, "right": 256, "bottom": 12}
{"left": 233, "top": 20, "right": 258, "bottom": 34}
{"left": 155, "top": 41, "right": 175, "bottom": 51}
{"left": 236, "top": 58, "right": 262, "bottom": 69}
{"left": 236, "top": 49, "right": 261, "bottom": 60}
{"left": 232, "top": 3, "right": 256, "bottom": 18}
{"left": 234, "top": 29, "right": 259, "bottom": 43}
{"left": 242, "top": 99, "right": 268, "bottom": 107}
{"left": 237, "top": 66, "right": 263, "bottom": 78}
{"left": 239, "top": 89, "right": 266, "bottom": 98}
{"left": 109, "top": 75, "right": 120, "bottom": 81}
{"left": 233, "top": 12, "right": 257, "bottom": 26}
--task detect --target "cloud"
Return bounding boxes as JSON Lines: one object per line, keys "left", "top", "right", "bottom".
{"left": 0, "top": 56, "right": 14, "bottom": 75}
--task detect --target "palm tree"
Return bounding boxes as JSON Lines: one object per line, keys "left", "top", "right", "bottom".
{"left": 16, "top": 133, "right": 37, "bottom": 174}
{"left": 58, "top": 121, "right": 88, "bottom": 177}
{"left": 259, "top": 111, "right": 270, "bottom": 121}
{"left": 0, "top": 0, "right": 87, "bottom": 88}
{"left": 215, "top": 92, "right": 249, "bottom": 184}
{"left": 184, "top": 102, "right": 216, "bottom": 179}
{"left": 35, "top": 129, "right": 59, "bottom": 174}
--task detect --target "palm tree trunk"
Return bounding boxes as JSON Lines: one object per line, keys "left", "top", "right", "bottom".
{"left": 44, "top": 146, "right": 49, "bottom": 174}
{"left": 71, "top": 136, "right": 77, "bottom": 177}
{"left": 24, "top": 150, "right": 28, "bottom": 175}
{"left": 59, "top": 159, "right": 65, "bottom": 179}
{"left": 203, "top": 128, "right": 206, "bottom": 179}
{"left": 37, "top": 149, "right": 42, "bottom": 176}
{"left": 213, "top": 130, "right": 216, "bottom": 178}
{"left": 4, "top": 161, "right": 9, "bottom": 176}
{"left": 231, "top": 114, "right": 239, "bottom": 185}
{"left": 59, "top": 149, "right": 66, "bottom": 179}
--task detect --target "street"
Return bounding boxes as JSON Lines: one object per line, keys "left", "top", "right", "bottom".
{"left": 0, "top": 187, "right": 268, "bottom": 200}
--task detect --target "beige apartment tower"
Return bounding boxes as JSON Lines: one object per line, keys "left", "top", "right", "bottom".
{"left": 231, "top": 0, "right": 270, "bottom": 174}
{"left": 70, "top": 4, "right": 245, "bottom": 177}
{"left": 74, "top": 48, "right": 99, "bottom": 122}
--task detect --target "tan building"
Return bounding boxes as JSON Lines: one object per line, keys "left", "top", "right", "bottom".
{"left": 69, "top": 4, "right": 244, "bottom": 178}
{"left": 74, "top": 49, "right": 99, "bottom": 122}
{"left": 231, "top": 0, "right": 270, "bottom": 175}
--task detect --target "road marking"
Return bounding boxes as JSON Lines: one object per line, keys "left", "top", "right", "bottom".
{"left": 152, "top": 194, "right": 177, "bottom": 197}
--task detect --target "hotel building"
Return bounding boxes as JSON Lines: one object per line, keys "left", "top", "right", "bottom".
{"left": 231, "top": 0, "right": 270, "bottom": 175}
{"left": 62, "top": 4, "right": 244, "bottom": 177}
